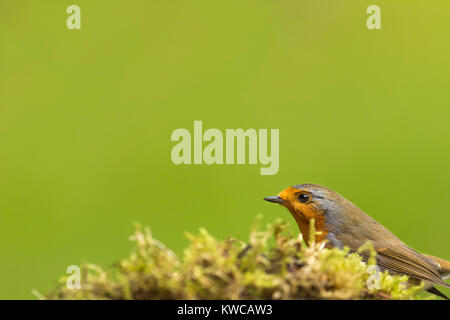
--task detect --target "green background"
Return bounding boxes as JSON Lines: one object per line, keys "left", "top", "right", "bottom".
{"left": 1, "top": 1, "right": 449, "bottom": 299}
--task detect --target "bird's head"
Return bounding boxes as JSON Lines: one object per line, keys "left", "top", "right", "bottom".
{"left": 264, "top": 183, "right": 350, "bottom": 243}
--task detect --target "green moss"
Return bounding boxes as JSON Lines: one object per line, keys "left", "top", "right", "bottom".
{"left": 45, "top": 217, "right": 425, "bottom": 300}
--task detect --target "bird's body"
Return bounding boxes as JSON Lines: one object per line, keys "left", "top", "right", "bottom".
{"left": 264, "top": 183, "right": 450, "bottom": 299}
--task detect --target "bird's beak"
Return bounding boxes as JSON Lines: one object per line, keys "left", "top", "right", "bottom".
{"left": 264, "top": 196, "right": 284, "bottom": 204}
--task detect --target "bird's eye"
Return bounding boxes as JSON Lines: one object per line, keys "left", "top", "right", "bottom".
{"left": 298, "top": 193, "right": 310, "bottom": 203}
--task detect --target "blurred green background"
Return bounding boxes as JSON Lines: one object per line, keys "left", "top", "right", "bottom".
{"left": 1, "top": 1, "right": 449, "bottom": 299}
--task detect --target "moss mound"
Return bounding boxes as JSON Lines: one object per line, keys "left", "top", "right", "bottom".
{"left": 46, "top": 217, "right": 424, "bottom": 300}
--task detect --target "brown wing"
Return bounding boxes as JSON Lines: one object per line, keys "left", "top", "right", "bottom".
{"left": 376, "top": 246, "right": 450, "bottom": 288}
{"left": 424, "top": 254, "right": 450, "bottom": 278}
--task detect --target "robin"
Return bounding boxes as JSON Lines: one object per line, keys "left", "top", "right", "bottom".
{"left": 264, "top": 183, "right": 450, "bottom": 299}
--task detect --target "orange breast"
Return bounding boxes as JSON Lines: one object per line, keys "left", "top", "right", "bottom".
{"left": 287, "top": 204, "right": 328, "bottom": 244}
